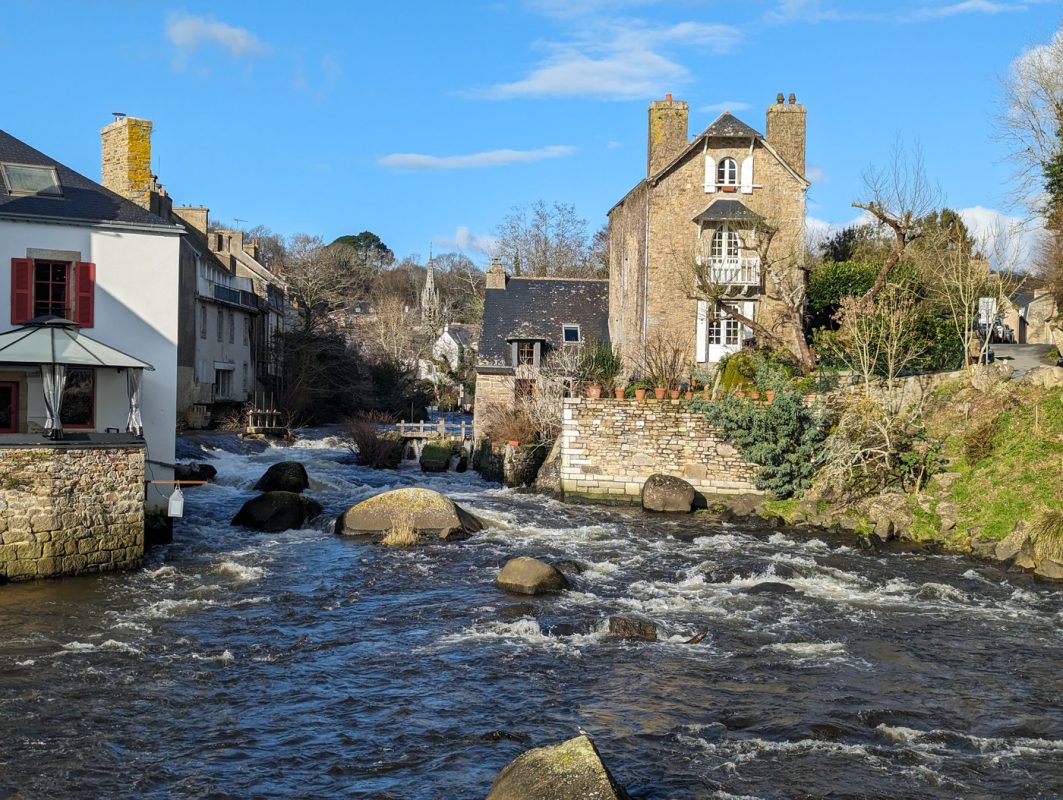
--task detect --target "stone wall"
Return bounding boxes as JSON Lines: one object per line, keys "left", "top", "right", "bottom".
{"left": 560, "top": 398, "right": 759, "bottom": 501}
{"left": 0, "top": 445, "right": 145, "bottom": 582}
{"left": 472, "top": 371, "right": 516, "bottom": 442}
{"left": 474, "top": 439, "right": 548, "bottom": 488}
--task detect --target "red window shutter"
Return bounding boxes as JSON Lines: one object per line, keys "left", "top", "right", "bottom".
{"left": 10, "top": 258, "right": 33, "bottom": 324}
{"left": 74, "top": 262, "right": 95, "bottom": 328}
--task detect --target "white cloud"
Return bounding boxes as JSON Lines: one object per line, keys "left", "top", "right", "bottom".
{"left": 700, "top": 101, "right": 752, "bottom": 113}
{"left": 378, "top": 144, "right": 575, "bottom": 170}
{"left": 165, "top": 13, "right": 269, "bottom": 60}
{"left": 434, "top": 226, "right": 498, "bottom": 256}
{"left": 767, "top": 0, "right": 1032, "bottom": 24}
{"left": 806, "top": 164, "right": 827, "bottom": 183}
{"left": 910, "top": 0, "right": 1025, "bottom": 19}
{"left": 476, "top": 19, "right": 741, "bottom": 100}
{"left": 957, "top": 205, "right": 1044, "bottom": 269}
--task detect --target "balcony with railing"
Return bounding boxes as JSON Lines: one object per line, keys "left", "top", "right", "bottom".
{"left": 196, "top": 273, "right": 259, "bottom": 310}
{"left": 695, "top": 255, "right": 761, "bottom": 287}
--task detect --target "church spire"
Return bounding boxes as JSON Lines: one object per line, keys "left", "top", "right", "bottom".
{"left": 420, "top": 247, "right": 440, "bottom": 324}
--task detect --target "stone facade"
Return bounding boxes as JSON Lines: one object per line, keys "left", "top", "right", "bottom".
{"left": 473, "top": 372, "right": 517, "bottom": 442}
{"left": 609, "top": 95, "right": 809, "bottom": 372}
{"left": 0, "top": 445, "right": 145, "bottom": 581}
{"left": 473, "top": 439, "right": 548, "bottom": 487}
{"left": 560, "top": 398, "right": 759, "bottom": 501}
{"left": 101, "top": 116, "right": 154, "bottom": 208}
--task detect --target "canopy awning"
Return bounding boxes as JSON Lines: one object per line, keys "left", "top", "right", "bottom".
{"left": 692, "top": 199, "right": 763, "bottom": 224}
{"left": 0, "top": 317, "right": 154, "bottom": 370}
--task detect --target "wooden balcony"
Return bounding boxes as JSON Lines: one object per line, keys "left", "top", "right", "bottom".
{"left": 696, "top": 256, "right": 761, "bottom": 287}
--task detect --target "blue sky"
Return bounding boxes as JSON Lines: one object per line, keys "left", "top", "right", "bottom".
{"left": 1, "top": 0, "right": 1059, "bottom": 264}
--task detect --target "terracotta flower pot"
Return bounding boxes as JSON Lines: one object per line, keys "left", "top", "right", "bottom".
{"left": 507, "top": 439, "right": 519, "bottom": 447}
{"left": 586, "top": 384, "right": 602, "bottom": 399}
{"left": 669, "top": 389, "right": 681, "bottom": 400}
{"left": 684, "top": 390, "right": 694, "bottom": 400}
{"left": 614, "top": 387, "right": 626, "bottom": 399}
{"left": 750, "top": 391, "right": 761, "bottom": 401}
{"left": 654, "top": 387, "right": 667, "bottom": 400}
{"left": 765, "top": 390, "right": 776, "bottom": 403}
{"left": 702, "top": 387, "right": 711, "bottom": 399}
{"left": 735, "top": 390, "right": 746, "bottom": 398}
{"left": 634, "top": 388, "right": 647, "bottom": 400}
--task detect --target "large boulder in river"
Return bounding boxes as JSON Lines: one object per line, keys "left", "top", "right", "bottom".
{"left": 608, "top": 615, "right": 657, "bottom": 641}
{"left": 496, "top": 557, "right": 569, "bottom": 595}
{"left": 334, "top": 487, "right": 484, "bottom": 541}
{"left": 174, "top": 462, "right": 217, "bottom": 484}
{"left": 487, "top": 734, "right": 632, "bottom": 800}
{"left": 253, "top": 461, "right": 309, "bottom": 494}
{"left": 231, "top": 491, "right": 323, "bottom": 532}
{"left": 641, "top": 473, "right": 695, "bottom": 513}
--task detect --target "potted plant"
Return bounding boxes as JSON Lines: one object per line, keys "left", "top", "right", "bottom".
{"left": 614, "top": 383, "right": 626, "bottom": 400}
{"left": 585, "top": 383, "right": 602, "bottom": 399}
{"left": 640, "top": 330, "right": 690, "bottom": 404}
{"left": 668, "top": 388, "right": 681, "bottom": 400}
{"left": 633, "top": 379, "right": 648, "bottom": 400}
{"left": 765, "top": 390, "right": 776, "bottom": 403}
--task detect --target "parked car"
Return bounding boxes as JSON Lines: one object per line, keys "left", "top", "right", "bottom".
{"left": 993, "top": 321, "right": 1014, "bottom": 343}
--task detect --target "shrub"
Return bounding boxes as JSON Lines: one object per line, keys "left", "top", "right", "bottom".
{"left": 382, "top": 510, "right": 419, "bottom": 547}
{"left": 963, "top": 417, "right": 998, "bottom": 465}
{"left": 1029, "top": 509, "right": 1063, "bottom": 562}
{"left": 345, "top": 412, "right": 406, "bottom": 469}
{"left": 480, "top": 405, "right": 539, "bottom": 445}
{"left": 696, "top": 390, "right": 829, "bottom": 499}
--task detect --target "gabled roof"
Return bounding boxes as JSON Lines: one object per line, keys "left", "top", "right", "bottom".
{"left": 478, "top": 277, "right": 609, "bottom": 367}
{"left": 446, "top": 324, "right": 476, "bottom": 347}
{"left": 703, "top": 112, "right": 762, "bottom": 139}
{"left": 692, "top": 199, "right": 763, "bottom": 224}
{"left": 0, "top": 129, "right": 179, "bottom": 232}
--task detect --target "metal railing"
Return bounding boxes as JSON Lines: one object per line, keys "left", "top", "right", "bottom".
{"left": 696, "top": 256, "right": 760, "bottom": 286}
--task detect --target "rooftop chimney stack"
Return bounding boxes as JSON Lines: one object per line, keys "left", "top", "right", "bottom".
{"left": 647, "top": 94, "right": 689, "bottom": 176}
{"left": 173, "top": 206, "right": 209, "bottom": 236}
{"left": 765, "top": 92, "right": 806, "bottom": 178}
{"left": 101, "top": 116, "right": 154, "bottom": 209}
{"left": 486, "top": 256, "right": 507, "bottom": 290}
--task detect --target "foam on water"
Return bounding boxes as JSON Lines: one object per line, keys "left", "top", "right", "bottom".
{"left": 215, "top": 560, "right": 265, "bottom": 581}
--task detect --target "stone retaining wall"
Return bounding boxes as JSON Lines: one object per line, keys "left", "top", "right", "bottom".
{"left": 560, "top": 398, "right": 759, "bottom": 501}
{"left": 474, "top": 439, "right": 548, "bottom": 488}
{"left": 0, "top": 445, "right": 145, "bottom": 581}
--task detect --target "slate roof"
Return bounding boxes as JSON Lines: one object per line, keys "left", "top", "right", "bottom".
{"left": 478, "top": 277, "right": 609, "bottom": 367}
{"left": 692, "top": 199, "right": 763, "bottom": 224}
{"left": 703, "top": 112, "right": 762, "bottom": 139}
{"left": 0, "top": 129, "right": 178, "bottom": 230}
{"left": 446, "top": 323, "right": 476, "bottom": 348}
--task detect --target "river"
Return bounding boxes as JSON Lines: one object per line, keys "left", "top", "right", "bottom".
{"left": 1, "top": 431, "right": 1061, "bottom": 799}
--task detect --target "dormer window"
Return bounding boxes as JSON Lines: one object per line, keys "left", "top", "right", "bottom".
{"left": 716, "top": 157, "right": 738, "bottom": 187}
{"left": 1, "top": 163, "right": 62, "bottom": 197}
{"left": 562, "top": 324, "right": 581, "bottom": 343}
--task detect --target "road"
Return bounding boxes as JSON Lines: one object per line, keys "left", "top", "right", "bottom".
{"left": 991, "top": 343, "right": 1056, "bottom": 377}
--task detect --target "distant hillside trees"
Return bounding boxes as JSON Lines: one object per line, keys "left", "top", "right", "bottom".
{"left": 493, "top": 200, "right": 607, "bottom": 278}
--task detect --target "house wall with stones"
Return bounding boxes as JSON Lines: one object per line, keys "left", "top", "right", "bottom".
{"left": 609, "top": 96, "right": 808, "bottom": 373}
{"left": 473, "top": 372, "right": 517, "bottom": 442}
{"left": 0, "top": 445, "right": 145, "bottom": 581}
{"left": 559, "top": 398, "right": 759, "bottom": 501}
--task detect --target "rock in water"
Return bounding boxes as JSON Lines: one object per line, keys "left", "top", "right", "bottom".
{"left": 608, "top": 615, "right": 657, "bottom": 641}
{"left": 496, "top": 557, "right": 569, "bottom": 595}
{"left": 174, "top": 462, "right": 217, "bottom": 484}
{"left": 419, "top": 443, "right": 452, "bottom": 473}
{"left": 487, "top": 734, "right": 632, "bottom": 800}
{"left": 745, "top": 582, "right": 797, "bottom": 595}
{"left": 334, "top": 487, "right": 484, "bottom": 541}
{"left": 641, "top": 474, "right": 696, "bottom": 513}
{"left": 231, "top": 491, "right": 323, "bottom": 532}
{"left": 253, "top": 461, "right": 310, "bottom": 494}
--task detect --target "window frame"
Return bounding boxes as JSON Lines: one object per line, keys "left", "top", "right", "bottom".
{"left": 716, "top": 157, "right": 738, "bottom": 187}
{"left": 60, "top": 367, "right": 96, "bottom": 429}
{"left": 517, "top": 341, "right": 536, "bottom": 366}
{"left": 32, "top": 260, "right": 72, "bottom": 319}
{"left": 562, "top": 324, "right": 581, "bottom": 343}
{"left": 711, "top": 226, "right": 739, "bottom": 259}
{"left": 0, "top": 162, "right": 63, "bottom": 198}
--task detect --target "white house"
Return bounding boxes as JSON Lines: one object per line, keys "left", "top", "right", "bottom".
{"left": 0, "top": 127, "right": 182, "bottom": 506}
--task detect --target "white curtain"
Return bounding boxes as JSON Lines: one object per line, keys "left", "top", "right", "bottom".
{"left": 126, "top": 368, "right": 144, "bottom": 437}
{"left": 41, "top": 364, "right": 67, "bottom": 440}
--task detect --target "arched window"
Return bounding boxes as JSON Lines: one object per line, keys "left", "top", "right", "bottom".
{"left": 711, "top": 226, "right": 739, "bottom": 259}
{"left": 716, "top": 157, "right": 738, "bottom": 186}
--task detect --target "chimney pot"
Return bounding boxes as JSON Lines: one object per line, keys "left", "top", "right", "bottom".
{"left": 777, "top": 92, "right": 784, "bottom": 103}
{"left": 665, "top": 93, "right": 672, "bottom": 102}
{"left": 789, "top": 93, "right": 796, "bottom": 104}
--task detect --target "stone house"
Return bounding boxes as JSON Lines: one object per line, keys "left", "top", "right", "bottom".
{"left": 100, "top": 117, "right": 289, "bottom": 426}
{"left": 0, "top": 126, "right": 183, "bottom": 579}
{"left": 607, "top": 93, "right": 809, "bottom": 372}
{"left": 473, "top": 258, "right": 608, "bottom": 439}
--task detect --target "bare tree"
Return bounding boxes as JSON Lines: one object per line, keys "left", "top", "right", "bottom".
{"left": 493, "top": 200, "right": 600, "bottom": 277}
{"left": 996, "top": 24, "right": 1063, "bottom": 210}
{"left": 279, "top": 234, "right": 359, "bottom": 333}
{"left": 851, "top": 140, "right": 940, "bottom": 305}
{"left": 364, "top": 294, "right": 431, "bottom": 364}
{"left": 683, "top": 211, "right": 814, "bottom": 372}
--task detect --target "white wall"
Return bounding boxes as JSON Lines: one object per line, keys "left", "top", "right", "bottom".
{"left": 0, "top": 218, "right": 181, "bottom": 507}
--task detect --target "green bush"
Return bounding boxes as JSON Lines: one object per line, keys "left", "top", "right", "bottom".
{"left": 963, "top": 418, "right": 998, "bottom": 465}
{"left": 806, "top": 261, "right": 880, "bottom": 330}
{"left": 695, "top": 390, "right": 829, "bottom": 498}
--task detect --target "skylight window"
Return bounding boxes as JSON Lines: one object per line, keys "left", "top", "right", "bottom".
{"left": 1, "top": 163, "right": 63, "bottom": 197}
{"left": 562, "top": 324, "right": 581, "bottom": 343}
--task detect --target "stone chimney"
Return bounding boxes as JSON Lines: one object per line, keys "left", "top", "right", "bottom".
{"left": 486, "top": 256, "right": 507, "bottom": 290}
{"left": 647, "top": 94, "right": 689, "bottom": 176}
{"left": 101, "top": 116, "right": 154, "bottom": 209}
{"left": 243, "top": 238, "right": 260, "bottom": 260}
{"left": 765, "top": 92, "right": 806, "bottom": 178}
{"left": 173, "top": 206, "right": 209, "bottom": 236}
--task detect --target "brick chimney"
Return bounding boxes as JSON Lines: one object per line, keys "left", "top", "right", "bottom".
{"left": 101, "top": 116, "right": 154, "bottom": 209}
{"left": 765, "top": 92, "right": 806, "bottom": 178}
{"left": 173, "top": 206, "right": 209, "bottom": 236}
{"left": 486, "top": 256, "right": 507, "bottom": 290}
{"left": 647, "top": 94, "right": 689, "bottom": 176}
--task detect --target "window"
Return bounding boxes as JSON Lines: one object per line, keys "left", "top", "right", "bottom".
{"left": 199, "top": 306, "right": 207, "bottom": 339}
{"left": 228, "top": 310, "right": 235, "bottom": 344}
{"left": 0, "top": 381, "right": 18, "bottom": 433}
{"left": 708, "top": 316, "right": 740, "bottom": 346}
{"left": 716, "top": 157, "right": 738, "bottom": 186}
{"left": 711, "top": 226, "right": 739, "bottom": 259}
{"left": 216, "top": 309, "right": 223, "bottom": 342}
{"left": 1, "top": 163, "right": 62, "bottom": 197}
{"left": 11, "top": 259, "right": 95, "bottom": 326}
{"left": 215, "top": 369, "right": 232, "bottom": 400}
{"left": 61, "top": 368, "right": 95, "bottom": 428}
{"left": 517, "top": 341, "right": 536, "bottom": 366}
{"left": 562, "top": 324, "right": 581, "bottom": 343}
